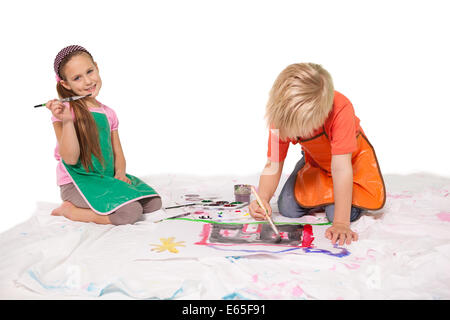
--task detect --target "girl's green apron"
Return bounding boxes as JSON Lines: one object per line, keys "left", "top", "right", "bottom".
{"left": 62, "top": 111, "right": 159, "bottom": 215}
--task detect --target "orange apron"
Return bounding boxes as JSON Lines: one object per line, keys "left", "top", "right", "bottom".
{"left": 294, "top": 129, "right": 386, "bottom": 210}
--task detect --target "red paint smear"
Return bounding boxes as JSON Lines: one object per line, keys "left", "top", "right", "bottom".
{"left": 195, "top": 223, "right": 212, "bottom": 245}
{"left": 301, "top": 224, "right": 314, "bottom": 247}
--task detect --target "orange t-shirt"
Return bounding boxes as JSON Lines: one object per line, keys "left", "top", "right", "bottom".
{"left": 267, "top": 91, "right": 364, "bottom": 162}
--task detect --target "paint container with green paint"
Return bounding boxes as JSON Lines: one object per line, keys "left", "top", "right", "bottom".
{"left": 234, "top": 184, "right": 251, "bottom": 203}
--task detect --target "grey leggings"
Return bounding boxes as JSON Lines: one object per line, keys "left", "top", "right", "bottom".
{"left": 277, "top": 157, "right": 363, "bottom": 222}
{"left": 60, "top": 183, "right": 162, "bottom": 225}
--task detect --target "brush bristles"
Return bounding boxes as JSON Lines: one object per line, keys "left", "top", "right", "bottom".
{"left": 274, "top": 235, "right": 282, "bottom": 243}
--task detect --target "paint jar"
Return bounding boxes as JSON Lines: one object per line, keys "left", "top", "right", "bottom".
{"left": 234, "top": 184, "right": 251, "bottom": 203}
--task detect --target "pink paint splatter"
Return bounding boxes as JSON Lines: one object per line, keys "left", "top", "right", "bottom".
{"left": 262, "top": 281, "right": 288, "bottom": 291}
{"left": 252, "top": 274, "right": 258, "bottom": 283}
{"left": 437, "top": 212, "right": 450, "bottom": 222}
{"left": 387, "top": 193, "right": 413, "bottom": 199}
{"left": 342, "top": 263, "right": 360, "bottom": 270}
{"left": 353, "top": 256, "right": 366, "bottom": 261}
{"left": 292, "top": 285, "right": 304, "bottom": 297}
{"left": 329, "top": 264, "right": 337, "bottom": 271}
{"left": 367, "top": 249, "right": 376, "bottom": 259}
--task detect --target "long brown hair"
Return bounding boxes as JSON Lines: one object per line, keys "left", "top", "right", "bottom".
{"left": 57, "top": 51, "right": 104, "bottom": 172}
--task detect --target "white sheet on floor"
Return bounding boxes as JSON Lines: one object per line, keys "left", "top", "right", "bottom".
{"left": 1, "top": 173, "right": 449, "bottom": 299}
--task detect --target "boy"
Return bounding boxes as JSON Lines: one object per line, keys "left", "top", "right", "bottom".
{"left": 249, "top": 63, "right": 385, "bottom": 245}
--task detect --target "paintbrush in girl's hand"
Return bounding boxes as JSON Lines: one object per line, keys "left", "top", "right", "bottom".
{"left": 250, "top": 186, "right": 282, "bottom": 243}
{"left": 33, "top": 93, "right": 92, "bottom": 108}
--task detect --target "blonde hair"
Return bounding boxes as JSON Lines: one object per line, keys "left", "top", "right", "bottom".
{"left": 265, "top": 63, "right": 334, "bottom": 139}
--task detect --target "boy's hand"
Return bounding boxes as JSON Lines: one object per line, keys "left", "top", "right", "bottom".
{"left": 115, "top": 173, "right": 131, "bottom": 184}
{"left": 325, "top": 223, "right": 358, "bottom": 245}
{"left": 249, "top": 199, "right": 272, "bottom": 221}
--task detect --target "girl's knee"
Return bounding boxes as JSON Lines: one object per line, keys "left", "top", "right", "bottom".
{"left": 109, "top": 201, "right": 143, "bottom": 225}
{"left": 142, "top": 196, "right": 162, "bottom": 213}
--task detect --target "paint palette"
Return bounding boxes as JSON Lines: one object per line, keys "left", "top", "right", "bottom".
{"left": 180, "top": 194, "right": 249, "bottom": 211}
{"left": 198, "top": 199, "right": 249, "bottom": 210}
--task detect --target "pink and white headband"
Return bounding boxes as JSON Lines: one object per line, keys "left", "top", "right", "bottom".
{"left": 54, "top": 45, "right": 92, "bottom": 82}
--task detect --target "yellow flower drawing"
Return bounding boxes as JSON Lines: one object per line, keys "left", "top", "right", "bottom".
{"left": 150, "top": 237, "right": 186, "bottom": 253}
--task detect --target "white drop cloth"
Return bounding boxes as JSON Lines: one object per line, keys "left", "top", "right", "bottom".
{"left": 1, "top": 173, "right": 449, "bottom": 299}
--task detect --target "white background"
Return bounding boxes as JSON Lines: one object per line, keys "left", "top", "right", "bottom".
{"left": 0, "top": 0, "right": 449, "bottom": 233}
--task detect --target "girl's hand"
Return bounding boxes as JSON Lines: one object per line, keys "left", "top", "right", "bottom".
{"left": 46, "top": 99, "right": 71, "bottom": 121}
{"left": 325, "top": 223, "right": 358, "bottom": 245}
{"left": 114, "top": 172, "right": 131, "bottom": 184}
{"left": 249, "top": 199, "right": 272, "bottom": 221}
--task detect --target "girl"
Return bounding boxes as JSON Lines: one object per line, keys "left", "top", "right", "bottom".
{"left": 249, "top": 63, "right": 386, "bottom": 245}
{"left": 47, "top": 45, "right": 162, "bottom": 225}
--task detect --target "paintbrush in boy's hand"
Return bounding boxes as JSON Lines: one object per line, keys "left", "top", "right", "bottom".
{"left": 251, "top": 186, "right": 282, "bottom": 243}
{"left": 33, "top": 94, "right": 92, "bottom": 108}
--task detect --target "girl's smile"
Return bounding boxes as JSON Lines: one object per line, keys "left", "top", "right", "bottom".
{"left": 86, "top": 84, "right": 97, "bottom": 94}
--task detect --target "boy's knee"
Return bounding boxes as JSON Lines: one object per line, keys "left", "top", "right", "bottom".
{"left": 109, "top": 201, "right": 144, "bottom": 225}
{"left": 325, "top": 205, "right": 335, "bottom": 222}
{"left": 325, "top": 205, "right": 362, "bottom": 223}
{"left": 277, "top": 194, "right": 303, "bottom": 218}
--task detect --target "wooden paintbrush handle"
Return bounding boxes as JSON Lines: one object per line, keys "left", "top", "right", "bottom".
{"left": 251, "top": 186, "right": 280, "bottom": 235}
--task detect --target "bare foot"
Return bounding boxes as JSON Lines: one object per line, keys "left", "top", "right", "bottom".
{"left": 51, "top": 201, "right": 75, "bottom": 218}
{"left": 51, "top": 201, "right": 111, "bottom": 224}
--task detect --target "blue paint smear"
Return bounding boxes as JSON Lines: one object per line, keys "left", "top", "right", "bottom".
{"left": 27, "top": 270, "right": 68, "bottom": 290}
{"left": 28, "top": 270, "right": 102, "bottom": 295}
{"left": 223, "top": 292, "right": 249, "bottom": 300}
{"left": 226, "top": 256, "right": 244, "bottom": 262}
{"left": 168, "top": 286, "right": 184, "bottom": 299}
{"left": 208, "top": 245, "right": 350, "bottom": 257}
{"left": 302, "top": 246, "right": 350, "bottom": 258}
{"left": 28, "top": 270, "right": 192, "bottom": 301}
{"left": 209, "top": 245, "right": 303, "bottom": 254}
{"left": 86, "top": 283, "right": 97, "bottom": 292}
